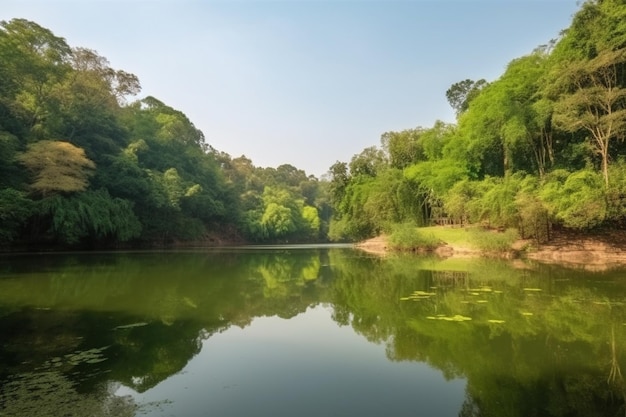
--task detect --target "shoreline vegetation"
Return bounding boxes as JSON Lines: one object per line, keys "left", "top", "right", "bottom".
{"left": 3, "top": 2, "right": 626, "bottom": 252}
{"left": 355, "top": 225, "right": 626, "bottom": 271}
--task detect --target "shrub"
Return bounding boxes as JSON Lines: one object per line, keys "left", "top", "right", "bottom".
{"left": 468, "top": 228, "right": 519, "bottom": 252}
{"left": 388, "top": 223, "right": 441, "bottom": 251}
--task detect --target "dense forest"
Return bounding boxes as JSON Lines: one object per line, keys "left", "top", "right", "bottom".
{"left": 328, "top": 0, "right": 626, "bottom": 243}
{"left": 0, "top": 19, "right": 331, "bottom": 248}
{"left": 1, "top": 0, "right": 626, "bottom": 249}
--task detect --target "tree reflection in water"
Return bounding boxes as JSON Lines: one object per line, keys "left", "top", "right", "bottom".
{"left": 1, "top": 248, "right": 626, "bottom": 416}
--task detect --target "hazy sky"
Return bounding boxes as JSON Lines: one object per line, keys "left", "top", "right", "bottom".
{"left": 3, "top": 0, "right": 580, "bottom": 177}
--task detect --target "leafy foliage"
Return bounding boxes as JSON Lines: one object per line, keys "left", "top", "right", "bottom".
{"left": 329, "top": 0, "right": 626, "bottom": 241}
{"left": 0, "top": 18, "right": 326, "bottom": 248}
{"left": 387, "top": 222, "right": 440, "bottom": 251}
{"left": 18, "top": 140, "right": 95, "bottom": 196}
{"left": 36, "top": 189, "right": 141, "bottom": 244}
{"left": 4, "top": 0, "right": 626, "bottom": 248}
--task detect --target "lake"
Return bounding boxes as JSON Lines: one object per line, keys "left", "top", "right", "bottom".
{"left": 1, "top": 245, "right": 626, "bottom": 416}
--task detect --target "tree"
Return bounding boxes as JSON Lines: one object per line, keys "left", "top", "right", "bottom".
{"left": 380, "top": 128, "right": 425, "bottom": 169}
{"left": 328, "top": 161, "right": 350, "bottom": 213}
{"left": 0, "top": 188, "right": 33, "bottom": 243}
{"left": 540, "top": 169, "right": 607, "bottom": 229}
{"left": 70, "top": 47, "right": 140, "bottom": 104}
{"left": 18, "top": 140, "right": 95, "bottom": 196}
{"left": 0, "top": 19, "right": 72, "bottom": 138}
{"left": 552, "top": 48, "right": 626, "bottom": 187}
{"left": 35, "top": 189, "right": 141, "bottom": 244}
{"left": 453, "top": 52, "right": 556, "bottom": 178}
{"left": 349, "top": 146, "right": 387, "bottom": 178}
{"left": 446, "top": 79, "right": 488, "bottom": 116}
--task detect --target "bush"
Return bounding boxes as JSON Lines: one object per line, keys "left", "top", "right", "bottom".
{"left": 468, "top": 228, "right": 519, "bottom": 252}
{"left": 388, "top": 223, "right": 441, "bottom": 251}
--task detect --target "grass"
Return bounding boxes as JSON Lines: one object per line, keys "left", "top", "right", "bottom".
{"left": 418, "top": 226, "right": 477, "bottom": 248}
{"left": 388, "top": 224, "right": 519, "bottom": 253}
{"left": 387, "top": 223, "right": 441, "bottom": 251}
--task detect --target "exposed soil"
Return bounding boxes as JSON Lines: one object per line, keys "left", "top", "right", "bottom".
{"left": 354, "top": 229, "right": 626, "bottom": 271}
{"left": 523, "top": 229, "right": 626, "bottom": 271}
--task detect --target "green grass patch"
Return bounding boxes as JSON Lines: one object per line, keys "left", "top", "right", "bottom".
{"left": 387, "top": 223, "right": 441, "bottom": 251}
{"left": 467, "top": 228, "right": 519, "bottom": 251}
{"left": 415, "top": 225, "right": 519, "bottom": 252}
{"left": 417, "top": 226, "right": 476, "bottom": 248}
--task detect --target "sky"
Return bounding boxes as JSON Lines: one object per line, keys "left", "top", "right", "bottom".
{"left": 3, "top": 0, "right": 581, "bottom": 178}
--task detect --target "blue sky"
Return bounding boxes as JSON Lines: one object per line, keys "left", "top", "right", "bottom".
{"left": 3, "top": 0, "right": 580, "bottom": 177}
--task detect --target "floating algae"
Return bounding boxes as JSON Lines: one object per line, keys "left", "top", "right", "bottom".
{"left": 521, "top": 312, "right": 534, "bottom": 316}
{"left": 523, "top": 288, "right": 543, "bottom": 292}
{"left": 412, "top": 290, "right": 436, "bottom": 296}
{"left": 469, "top": 287, "right": 493, "bottom": 293}
{"left": 114, "top": 322, "right": 149, "bottom": 330}
{"left": 400, "top": 290, "right": 436, "bottom": 301}
{"left": 426, "top": 314, "right": 472, "bottom": 322}
{"left": 488, "top": 319, "right": 505, "bottom": 324}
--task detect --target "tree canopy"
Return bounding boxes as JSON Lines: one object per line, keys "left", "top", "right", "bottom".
{"left": 0, "top": 18, "right": 325, "bottom": 248}
{"left": 327, "top": 0, "right": 626, "bottom": 242}
{"left": 3, "top": 0, "right": 626, "bottom": 248}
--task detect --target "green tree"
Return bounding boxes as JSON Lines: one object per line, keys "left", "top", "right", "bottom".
{"left": 0, "top": 188, "right": 33, "bottom": 243}
{"left": 540, "top": 169, "right": 607, "bottom": 229}
{"left": 35, "top": 189, "right": 141, "bottom": 245}
{"left": 0, "top": 19, "right": 72, "bottom": 139}
{"left": 262, "top": 202, "right": 295, "bottom": 238}
{"left": 445, "top": 78, "right": 488, "bottom": 116}
{"left": 380, "top": 128, "right": 425, "bottom": 169}
{"left": 515, "top": 175, "right": 551, "bottom": 242}
{"left": 328, "top": 161, "right": 350, "bottom": 213}
{"left": 552, "top": 49, "right": 626, "bottom": 187}
{"left": 349, "top": 146, "right": 387, "bottom": 178}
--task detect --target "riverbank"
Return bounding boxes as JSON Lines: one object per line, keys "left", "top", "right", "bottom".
{"left": 354, "top": 228, "right": 626, "bottom": 271}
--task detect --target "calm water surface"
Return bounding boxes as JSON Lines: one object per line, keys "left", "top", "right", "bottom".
{"left": 1, "top": 246, "right": 626, "bottom": 416}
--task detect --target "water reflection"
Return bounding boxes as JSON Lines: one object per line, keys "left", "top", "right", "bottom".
{"left": 117, "top": 306, "right": 465, "bottom": 417}
{"left": 0, "top": 248, "right": 626, "bottom": 416}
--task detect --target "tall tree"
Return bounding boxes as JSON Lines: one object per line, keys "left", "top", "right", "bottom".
{"left": 0, "top": 19, "right": 72, "bottom": 138}
{"left": 446, "top": 79, "right": 488, "bottom": 116}
{"left": 552, "top": 48, "right": 626, "bottom": 186}
{"left": 349, "top": 146, "right": 387, "bottom": 178}
{"left": 380, "top": 128, "right": 425, "bottom": 169}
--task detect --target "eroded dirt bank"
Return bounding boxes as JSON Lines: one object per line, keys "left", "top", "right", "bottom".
{"left": 355, "top": 230, "right": 626, "bottom": 271}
